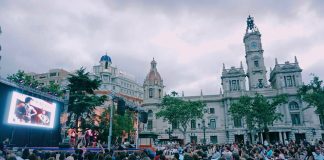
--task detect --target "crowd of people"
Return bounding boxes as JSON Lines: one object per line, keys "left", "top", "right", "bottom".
{"left": 1, "top": 139, "right": 324, "bottom": 160}
{"left": 66, "top": 128, "right": 100, "bottom": 148}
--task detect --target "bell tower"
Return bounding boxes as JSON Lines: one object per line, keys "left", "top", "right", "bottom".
{"left": 143, "top": 58, "right": 164, "bottom": 105}
{"left": 244, "top": 15, "right": 268, "bottom": 90}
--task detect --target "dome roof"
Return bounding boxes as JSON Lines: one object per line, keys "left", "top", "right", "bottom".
{"left": 145, "top": 58, "right": 163, "bottom": 85}
{"left": 100, "top": 54, "right": 112, "bottom": 63}
{"left": 146, "top": 70, "right": 162, "bottom": 83}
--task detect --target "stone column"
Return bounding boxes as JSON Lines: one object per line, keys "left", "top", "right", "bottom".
{"left": 279, "top": 132, "right": 283, "bottom": 144}
{"left": 283, "top": 132, "right": 287, "bottom": 144}
{"left": 260, "top": 133, "right": 264, "bottom": 143}
{"left": 284, "top": 103, "right": 290, "bottom": 123}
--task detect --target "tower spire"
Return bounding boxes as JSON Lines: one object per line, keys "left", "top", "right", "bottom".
{"left": 223, "top": 63, "right": 226, "bottom": 71}
{"left": 275, "top": 58, "right": 278, "bottom": 65}
{"left": 294, "top": 56, "right": 298, "bottom": 64}
{"left": 151, "top": 58, "right": 157, "bottom": 70}
{"left": 240, "top": 61, "right": 243, "bottom": 69}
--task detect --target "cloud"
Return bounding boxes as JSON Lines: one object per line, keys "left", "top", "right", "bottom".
{"left": 0, "top": 0, "right": 323, "bottom": 96}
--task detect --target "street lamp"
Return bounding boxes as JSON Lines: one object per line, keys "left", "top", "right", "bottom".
{"left": 198, "top": 119, "right": 209, "bottom": 145}
{"left": 165, "top": 127, "right": 173, "bottom": 141}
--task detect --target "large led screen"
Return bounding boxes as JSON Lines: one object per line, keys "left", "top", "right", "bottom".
{"left": 7, "top": 91, "right": 56, "bottom": 128}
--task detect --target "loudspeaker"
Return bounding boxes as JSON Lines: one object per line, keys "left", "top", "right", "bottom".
{"left": 58, "top": 142, "right": 70, "bottom": 148}
{"left": 139, "top": 112, "right": 148, "bottom": 123}
{"left": 117, "top": 99, "right": 125, "bottom": 115}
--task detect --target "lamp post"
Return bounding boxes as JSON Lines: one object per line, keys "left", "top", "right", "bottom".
{"left": 165, "top": 127, "right": 173, "bottom": 142}
{"left": 198, "top": 119, "right": 209, "bottom": 145}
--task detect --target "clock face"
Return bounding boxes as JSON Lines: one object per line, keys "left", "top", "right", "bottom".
{"left": 250, "top": 42, "right": 257, "bottom": 49}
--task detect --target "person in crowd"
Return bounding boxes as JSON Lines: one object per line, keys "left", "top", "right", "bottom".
{"left": 37, "top": 110, "right": 50, "bottom": 125}
{"left": 15, "top": 97, "right": 37, "bottom": 123}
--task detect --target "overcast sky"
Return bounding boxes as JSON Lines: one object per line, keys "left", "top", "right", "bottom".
{"left": 0, "top": 0, "right": 323, "bottom": 96}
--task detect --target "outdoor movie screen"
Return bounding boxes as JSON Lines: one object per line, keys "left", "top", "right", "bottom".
{"left": 7, "top": 91, "right": 56, "bottom": 128}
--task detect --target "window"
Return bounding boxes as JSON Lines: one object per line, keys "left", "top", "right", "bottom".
{"left": 209, "top": 108, "right": 215, "bottom": 114}
{"left": 232, "top": 80, "right": 236, "bottom": 90}
{"left": 191, "top": 120, "right": 196, "bottom": 129}
{"left": 289, "top": 102, "right": 299, "bottom": 110}
{"left": 190, "top": 136, "right": 197, "bottom": 143}
{"left": 147, "top": 120, "right": 153, "bottom": 130}
{"left": 284, "top": 75, "right": 296, "bottom": 87}
{"left": 209, "top": 119, "right": 216, "bottom": 129}
{"left": 102, "top": 75, "right": 109, "bottom": 82}
{"left": 285, "top": 76, "right": 293, "bottom": 87}
{"left": 254, "top": 61, "right": 259, "bottom": 67}
{"left": 320, "top": 116, "right": 324, "bottom": 127}
{"left": 158, "top": 89, "right": 162, "bottom": 98}
{"left": 172, "top": 121, "right": 178, "bottom": 129}
{"left": 39, "top": 76, "right": 46, "bottom": 79}
{"left": 234, "top": 117, "right": 242, "bottom": 128}
{"left": 229, "top": 80, "right": 240, "bottom": 91}
{"left": 149, "top": 88, "right": 153, "bottom": 98}
{"left": 291, "top": 113, "right": 301, "bottom": 125}
{"left": 49, "top": 72, "right": 57, "bottom": 77}
{"left": 210, "top": 136, "right": 218, "bottom": 144}
{"left": 148, "top": 110, "right": 153, "bottom": 118}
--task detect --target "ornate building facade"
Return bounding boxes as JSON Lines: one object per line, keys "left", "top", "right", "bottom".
{"left": 91, "top": 54, "right": 144, "bottom": 102}
{"left": 140, "top": 16, "right": 323, "bottom": 144}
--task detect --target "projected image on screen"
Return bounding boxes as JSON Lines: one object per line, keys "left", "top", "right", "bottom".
{"left": 7, "top": 91, "right": 56, "bottom": 128}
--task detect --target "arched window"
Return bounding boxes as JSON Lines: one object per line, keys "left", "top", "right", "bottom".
{"left": 148, "top": 110, "right": 153, "bottom": 118}
{"left": 149, "top": 88, "right": 154, "bottom": 98}
{"left": 289, "top": 102, "right": 299, "bottom": 110}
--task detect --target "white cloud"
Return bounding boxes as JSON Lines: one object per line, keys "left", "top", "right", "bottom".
{"left": 0, "top": 0, "right": 323, "bottom": 96}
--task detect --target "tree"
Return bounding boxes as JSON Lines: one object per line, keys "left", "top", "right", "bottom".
{"left": 98, "top": 108, "right": 135, "bottom": 144}
{"left": 113, "top": 110, "right": 135, "bottom": 143}
{"left": 229, "top": 93, "right": 287, "bottom": 143}
{"left": 7, "top": 70, "right": 40, "bottom": 88}
{"left": 156, "top": 92, "right": 205, "bottom": 143}
{"left": 67, "top": 67, "right": 106, "bottom": 142}
{"left": 298, "top": 76, "right": 324, "bottom": 121}
{"left": 7, "top": 70, "right": 63, "bottom": 96}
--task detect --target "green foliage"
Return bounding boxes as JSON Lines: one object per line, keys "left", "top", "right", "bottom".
{"left": 67, "top": 67, "right": 106, "bottom": 131}
{"left": 98, "top": 108, "right": 134, "bottom": 143}
{"left": 7, "top": 70, "right": 40, "bottom": 88}
{"left": 7, "top": 70, "right": 63, "bottom": 96}
{"left": 229, "top": 93, "right": 287, "bottom": 138}
{"left": 156, "top": 91, "right": 205, "bottom": 136}
{"left": 113, "top": 110, "right": 134, "bottom": 142}
{"left": 298, "top": 76, "right": 324, "bottom": 116}
{"left": 98, "top": 108, "right": 110, "bottom": 143}
{"left": 229, "top": 96, "right": 255, "bottom": 130}
{"left": 42, "top": 81, "right": 64, "bottom": 96}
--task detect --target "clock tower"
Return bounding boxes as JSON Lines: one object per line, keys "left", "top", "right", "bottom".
{"left": 244, "top": 15, "right": 268, "bottom": 90}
